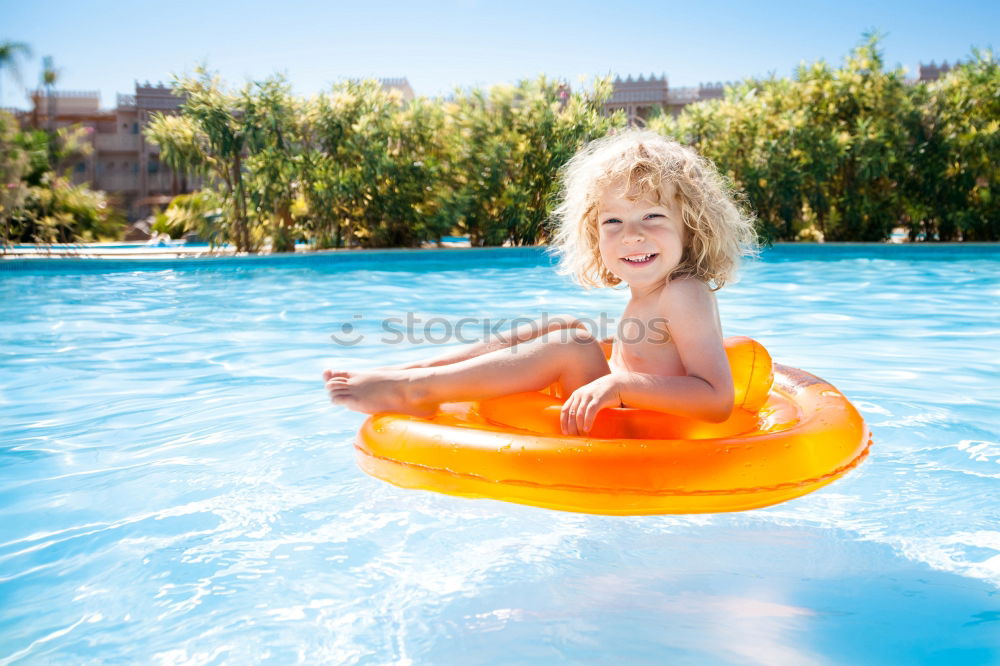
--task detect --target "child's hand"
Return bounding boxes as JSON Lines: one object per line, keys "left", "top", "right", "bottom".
{"left": 560, "top": 375, "right": 621, "bottom": 435}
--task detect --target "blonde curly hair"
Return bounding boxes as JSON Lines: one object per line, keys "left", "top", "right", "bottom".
{"left": 550, "top": 130, "right": 757, "bottom": 290}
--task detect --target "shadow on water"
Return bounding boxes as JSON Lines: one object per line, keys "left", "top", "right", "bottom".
{"left": 419, "top": 519, "right": 1000, "bottom": 665}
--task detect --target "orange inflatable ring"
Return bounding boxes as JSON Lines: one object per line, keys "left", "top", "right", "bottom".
{"left": 355, "top": 337, "right": 871, "bottom": 515}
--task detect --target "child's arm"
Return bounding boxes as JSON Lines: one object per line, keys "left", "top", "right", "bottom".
{"left": 393, "top": 314, "right": 591, "bottom": 370}
{"left": 561, "top": 280, "right": 734, "bottom": 435}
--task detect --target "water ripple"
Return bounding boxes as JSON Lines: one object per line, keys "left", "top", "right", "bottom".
{"left": 2, "top": 246, "right": 1000, "bottom": 663}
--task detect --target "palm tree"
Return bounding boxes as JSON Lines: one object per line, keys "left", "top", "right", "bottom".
{"left": 0, "top": 40, "right": 32, "bottom": 108}
{"left": 41, "top": 55, "right": 58, "bottom": 131}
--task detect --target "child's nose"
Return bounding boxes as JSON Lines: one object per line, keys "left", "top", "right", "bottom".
{"left": 623, "top": 223, "right": 645, "bottom": 242}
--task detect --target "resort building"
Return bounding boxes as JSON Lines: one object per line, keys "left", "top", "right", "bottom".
{"left": 604, "top": 74, "right": 729, "bottom": 125}
{"left": 21, "top": 82, "right": 194, "bottom": 220}
{"left": 379, "top": 77, "right": 415, "bottom": 101}
{"left": 918, "top": 61, "right": 954, "bottom": 81}
{"left": 608, "top": 62, "right": 958, "bottom": 125}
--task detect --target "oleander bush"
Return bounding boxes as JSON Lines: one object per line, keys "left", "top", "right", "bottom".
{"left": 1, "top": 113, "right": 123, "bottom": 244}
{"left": 151, "top": 189, "right": 224, "bottom": 241}
{"left": 649, "top": 35, "right": 999, "bottom": 241}
{"left": 146, "top": 70, "right": 620, "bottom": 251}
{"left": 149, "top": 37, "right": 996, "bottom": 249}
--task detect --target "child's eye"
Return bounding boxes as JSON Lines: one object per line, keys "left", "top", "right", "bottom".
{"left": 644, "top": 213, "right": 664, "bottom": 221}
{"left": 602, "top": 218, "right": 622, "bottom": 225}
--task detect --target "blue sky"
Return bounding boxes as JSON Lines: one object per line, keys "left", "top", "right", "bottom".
{"left": 2, "top": 0, "right": 996, "bottom": 109}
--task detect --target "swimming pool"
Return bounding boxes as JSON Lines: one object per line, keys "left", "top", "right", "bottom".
{"left": 1, "top": 245, "right": 998, "bottom": 664}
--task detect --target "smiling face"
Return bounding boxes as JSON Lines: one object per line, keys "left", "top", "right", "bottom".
{"left": 596, "top": 180, "right": 686, "bottom": 295}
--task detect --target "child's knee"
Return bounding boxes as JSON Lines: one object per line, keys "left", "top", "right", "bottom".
{"left": 542, "top": 330, "right": 609, "bottom": 390}
{"left": 542, "top": 326, "right": 592, "bottom": 344}
{"left": 541, "top": 328, "right": 603, "bottom": 361}
{"left": 543, "top": 313, "right": 588, "bottom": 333}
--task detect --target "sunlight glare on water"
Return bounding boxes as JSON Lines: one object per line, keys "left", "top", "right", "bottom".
{"left": 1, "top": 245, "right": 999, "bottom": 664}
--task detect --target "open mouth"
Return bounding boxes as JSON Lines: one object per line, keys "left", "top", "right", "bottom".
{"left": 621, "top": 253, "right": 658, "bottom": 265}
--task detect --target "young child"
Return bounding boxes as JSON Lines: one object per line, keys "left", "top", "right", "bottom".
{"left": 324, "top": 130, "right": 756, "bottom": 435}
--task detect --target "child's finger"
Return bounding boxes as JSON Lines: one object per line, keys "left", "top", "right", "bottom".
{"left": 575, "top": 399, "right": 589, "bottom": 434}
{"left": 560, "top": 397, "right": 574, "bottom": 434}
{"left": 582, "top": 402, "right": 598, "bottom": 434}
{"left": 562, "top": 400, "right": 579, "bottom": 436}
{"left": 561, "top": 405, "right": 573, "bottom": 436}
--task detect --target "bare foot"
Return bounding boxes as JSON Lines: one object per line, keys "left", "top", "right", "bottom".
{"left": 323, "top": 368, "right": 437, "bottom": 417}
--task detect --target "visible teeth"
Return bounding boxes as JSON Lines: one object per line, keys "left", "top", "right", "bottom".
{"left": 623, "top": 254, "right": 654, "bottom": 263}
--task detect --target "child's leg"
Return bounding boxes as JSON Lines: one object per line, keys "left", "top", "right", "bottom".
{"left": 325, "top": 330, "right": 609, "bottom": 416}
{"left": 381, "top": 314, "right": 590, "bottom": 370}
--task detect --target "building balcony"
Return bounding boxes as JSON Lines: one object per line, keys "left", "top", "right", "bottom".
{"left": 663, "top": 87, "right": 701, "bottom": 104}
{"left": 94, "top": 174, "right": 140, "bottom": 193}
{"left": 94, "top": 133, "right": 141, "bottom": 152}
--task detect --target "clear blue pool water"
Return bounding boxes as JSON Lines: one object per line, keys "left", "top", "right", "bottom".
{"left": 1, "top": 245, "right": 999, "bottom": 665}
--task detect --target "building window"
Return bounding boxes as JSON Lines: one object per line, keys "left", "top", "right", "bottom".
{"left": 148, "top": 160, "right": 159, "bottom": 174}
{"left": 132, "top": 122, "right": 139, "bottom": 134}
{"left": 75, "top": 162, "right": 86, "bottom": 173}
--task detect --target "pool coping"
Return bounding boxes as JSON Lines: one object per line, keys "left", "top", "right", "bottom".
{"left": 2, "top": 240, "right": 997, "bottom": 262}
{"left": 0, "top": 239, "right": 475, "bottom": 260}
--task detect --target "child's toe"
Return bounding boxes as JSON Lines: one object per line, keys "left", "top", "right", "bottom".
{"left": 323, "top": 370, "right": 352, "bottom": 385}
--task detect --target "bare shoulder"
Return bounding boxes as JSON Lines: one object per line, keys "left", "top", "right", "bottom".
{"left": 657, "top": 277, "right": 716, "bottom": 319}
